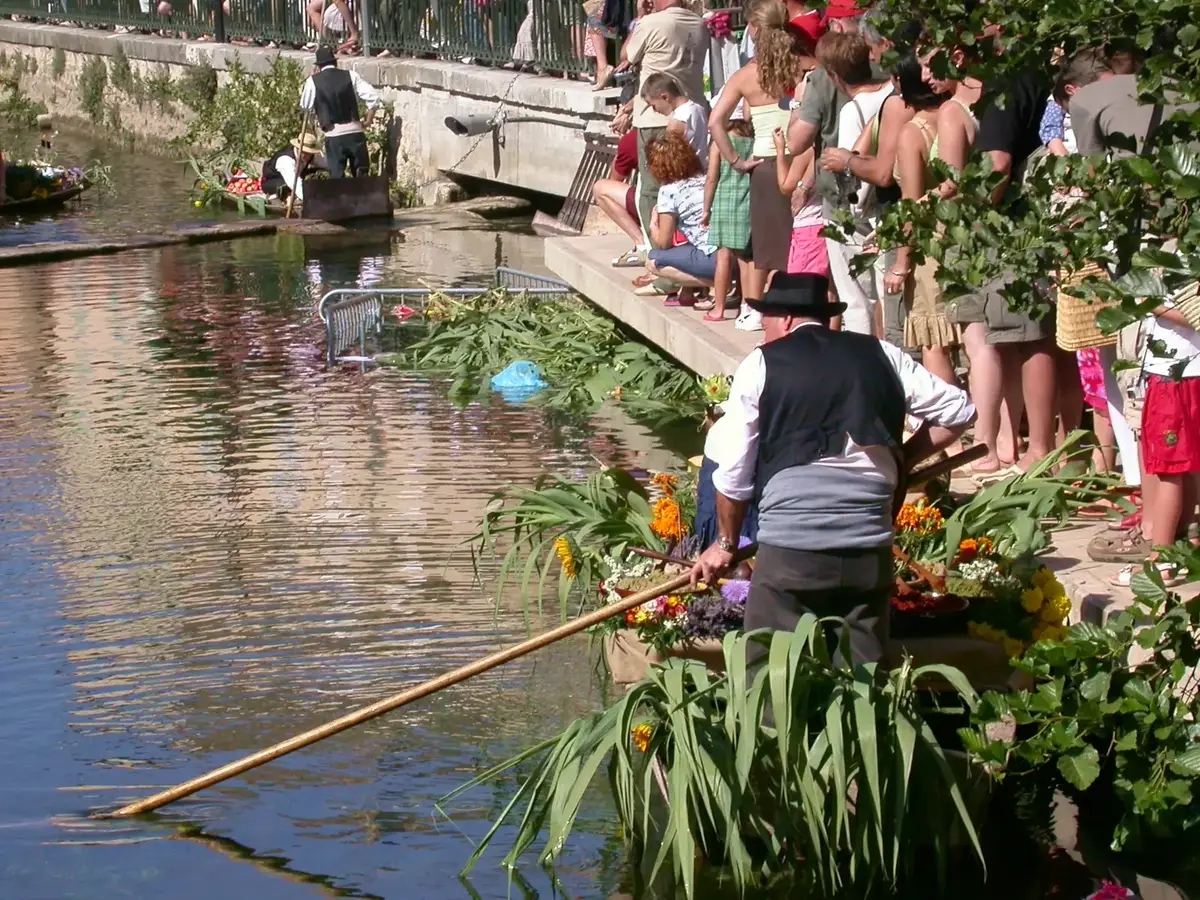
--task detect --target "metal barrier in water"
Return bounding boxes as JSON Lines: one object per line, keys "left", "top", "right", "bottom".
{"left": 317, "top": 267, "right": 572, "bottom": 368}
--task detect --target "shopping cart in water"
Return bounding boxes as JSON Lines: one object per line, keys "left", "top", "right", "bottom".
{"left": 316, "top": 267, "right": 574, "bottom": 369}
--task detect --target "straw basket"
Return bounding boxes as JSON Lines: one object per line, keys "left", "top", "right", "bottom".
{"left": 1056, "top": 262, "right": 1116, "bottom": 351}
{"left": 1172, "top": 280, "right": 1200, "bottom": 332}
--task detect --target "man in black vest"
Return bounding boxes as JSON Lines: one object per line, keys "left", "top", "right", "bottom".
{"left": 299, "top": 46, "right": 382, "bottom": 179}
{"left": 690, "top": 273, "right": 975, "bottom": 663}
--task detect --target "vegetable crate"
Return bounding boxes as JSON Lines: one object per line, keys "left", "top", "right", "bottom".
{"left": 316, "top": 267, "right": 573, "bottom": 368}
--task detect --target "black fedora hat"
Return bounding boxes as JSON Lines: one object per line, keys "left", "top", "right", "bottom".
{"left": 746, "top": 272, "right": 845, "bottom": 316}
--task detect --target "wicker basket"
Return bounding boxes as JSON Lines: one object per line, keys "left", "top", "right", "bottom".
{"left": 1172, "top": 280, "right": 1200, "bottom": 332}
{"left": 1056, "top": 263, "right": 1117, "bottom": 351}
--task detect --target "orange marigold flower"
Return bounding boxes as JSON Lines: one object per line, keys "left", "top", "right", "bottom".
{"left": 631, "top": 723, "right": 653, "bottom": 752}
{"left": 651, "top": 473, "right": 678, "bottom": 497}
{"left": 650, "top": 497, "right": 684, "bottom": 540}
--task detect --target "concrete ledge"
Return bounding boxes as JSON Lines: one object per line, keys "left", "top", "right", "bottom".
{"left": 546, "top": 234, "right": 758, "bottom": 377}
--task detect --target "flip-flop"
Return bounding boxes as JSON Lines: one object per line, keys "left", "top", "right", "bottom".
{"left": 703, "top": 311, "right": 726, "bottom": 322}
{"left": 693, "top": 298, "right": 716, "bottom": 311}
{"left": 632, "top": 272, "right": 656, "bottom": 288}
{"left": 969, "top": 464, "right": 1021, "bottom": 485}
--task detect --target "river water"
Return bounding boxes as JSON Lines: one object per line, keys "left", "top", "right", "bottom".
{"left": 0, "top": 130, "right": 686, "bottom": 898}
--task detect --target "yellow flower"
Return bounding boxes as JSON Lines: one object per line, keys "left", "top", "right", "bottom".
{"left": 967, "top": 621, "right": 980, "bottom": 638}
{"left": 1048, "top": 624, "right": 1069, "bottom": 641}
{"left": 1031, "top": 568, "right": 1051, "bottom": 589}
{"left": 1040, "top": 593, "right": 1071, "bottom": 624}
{"left": 1003, "top": 637, "right": 1025, "bottom": 659}
{"left": 631, "top": 723, "right": 653, "bottom": 752}
{"left": 1021, "top": 588, "right": 1045, "bottom": 613}
{"left": 554, "top": 536, "right": 578, "bottom": 578}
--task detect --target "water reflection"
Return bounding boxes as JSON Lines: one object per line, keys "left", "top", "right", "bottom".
{"left": 0, "top": 231, "right": 680, "bottom": 898}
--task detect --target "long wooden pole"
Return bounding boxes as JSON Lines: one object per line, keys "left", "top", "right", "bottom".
{"left": 106, "top": 549, "right": 753, "bottom": 818}
{"left": 284, "top": 111, "right": 312, "bottom": 220}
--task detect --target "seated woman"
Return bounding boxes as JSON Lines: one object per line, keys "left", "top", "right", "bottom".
{"left": 638, "top": 132, "right": 718, "bottom": 296}
{"left": 261, "top": 134, "right": 326, "bottom": 203}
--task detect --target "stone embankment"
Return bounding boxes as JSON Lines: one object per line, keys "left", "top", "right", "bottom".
{"left": 0, "top": 21, "right": 615, "bottom": 199}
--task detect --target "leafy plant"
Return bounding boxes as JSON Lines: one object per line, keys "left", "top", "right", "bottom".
{"left": 472, "top": 467, "right": 663, "bottom": 616}
{"left": 78, "top": 55, "right": 107, "bottom": 124}
{"left": 965, "top": 564, "right": 1200, "bottom": 854}
{"left": 109, "top": 45, "right": 135, "bottom": 94}
{"left": 187, "top": 152, "right": 266, "bottom": 216}
{"left": 390, "top": 289, "right": 708, "bottom": 427}
{"left": 867, "top": 0, "right": 1200, "bottom": 361}
{"left": 442, "top": 621, "right": 983, "bottom": 898}
{"left": 175, "top": 55, "right": 304, "bottom": 159}
{"left": 942, "top": 431, "right": 1121, "bottom": 562}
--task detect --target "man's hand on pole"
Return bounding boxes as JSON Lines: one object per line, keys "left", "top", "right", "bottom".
{"left": 690, "top": 542, "right": 735, "bottom": 588}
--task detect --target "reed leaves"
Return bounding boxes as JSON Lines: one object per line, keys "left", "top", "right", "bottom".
{"left": 444, "top": 618, "right": 984, "bottom": 897}
{"left": 387, "top": 289, "right": 707, "bottom": 427}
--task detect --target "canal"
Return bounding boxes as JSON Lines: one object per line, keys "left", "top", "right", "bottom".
{"left": 0, "top": 129, "right": 685, "bottom": 898}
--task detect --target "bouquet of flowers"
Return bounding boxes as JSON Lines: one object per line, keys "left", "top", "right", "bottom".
{"left": 946, "top": 538, "right": 1070, "bottom": 657}
{"left": 894, "top": 499, "right": 947, "bottom": 570}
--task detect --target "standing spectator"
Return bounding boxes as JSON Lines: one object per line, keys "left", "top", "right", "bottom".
{"left": 709, "top": 0, "right": 811, "bottom": 332}
{"left": 882, "top": 57, "right": 962, "bottom": 385}
{"left": 701, "top": 103, "right": 754, "bottom": 321}
{"left": 624, "top": 0, "right": 708, "bottom": 233}
{"left": 305, "top": 0, "right": 359, "bottom": 53}
{"left": 641, "top": 72, "right": 709, "bottom": 164}
{"left": 816, "top": 31, "right": 893, "bottom": 336}
{"left": 943, "top": 66, "right": 1057, "bottom": 475}
{"left": 773, "top": 131, "right": 829, "bottom": 278}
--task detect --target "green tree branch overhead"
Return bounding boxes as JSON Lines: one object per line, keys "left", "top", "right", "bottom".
{"left": 862, "top": 0, "right": 1199, "bottom": 328}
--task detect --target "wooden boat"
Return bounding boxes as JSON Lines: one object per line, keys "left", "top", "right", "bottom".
{"left": 0, "top": 182, "right": 89, "bottom": 215}
{"left": 218, "top": 176, "right": 391, "bottom": 223}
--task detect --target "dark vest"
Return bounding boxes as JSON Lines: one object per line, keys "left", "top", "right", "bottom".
{"left": 311, "top": 68, "right": 359, "bottom": 132}
{"left": 261, "top": 146, "right": 317, "bottom": 195}
{"left": 755, "top": 326, "right": 906, "bottom": 499}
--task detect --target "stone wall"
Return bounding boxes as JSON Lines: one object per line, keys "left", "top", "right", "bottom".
{"left": 0, "top": 21, "right": 616, "bottom": 198}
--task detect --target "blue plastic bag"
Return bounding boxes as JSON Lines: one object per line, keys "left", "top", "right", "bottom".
{"left": 490, "top": 361, "right": 548, "bottom": 403}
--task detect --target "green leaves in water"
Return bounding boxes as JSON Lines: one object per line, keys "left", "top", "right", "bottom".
{"left": 388, "top": 289, "right": 707, "bottom": 428}
{"left": 440, "top": 620, "right": 984, "bottom": 897}
{"left": 471, "top": 466, "right": 663, "bottom": 618}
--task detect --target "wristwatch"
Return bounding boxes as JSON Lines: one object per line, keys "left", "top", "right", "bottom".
{"left": 717, "top": 535, "right": 736, "bottom": 553}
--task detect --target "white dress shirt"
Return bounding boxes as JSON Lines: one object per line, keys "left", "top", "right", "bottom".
{"left": 299, "top": 66, "right": 382, "bottom": 137}
{"left": 706, "top": 323, "right": 976, "bottom": 501}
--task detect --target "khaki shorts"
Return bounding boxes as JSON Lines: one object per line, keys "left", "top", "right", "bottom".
{"left": 945, "top": 273, "right": 1054, "bottom": 345}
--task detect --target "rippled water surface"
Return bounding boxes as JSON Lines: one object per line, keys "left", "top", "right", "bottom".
{"left": 0, "top": 193, "right": 682, "bottom": 897}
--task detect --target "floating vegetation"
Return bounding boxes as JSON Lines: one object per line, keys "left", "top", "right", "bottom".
{"left": 386, "top": 288, "right": 708, "bottom": 428}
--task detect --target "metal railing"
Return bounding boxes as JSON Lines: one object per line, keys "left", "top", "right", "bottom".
{"left": 317, "top": 267, "right": 572, "bottom": 367}
{"left": 0, "top": 0, "right": 608, "bottom": 73}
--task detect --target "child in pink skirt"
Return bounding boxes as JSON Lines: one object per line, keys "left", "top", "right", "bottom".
{"left": 772, "top": 127, "right": 830, "bottom": 277}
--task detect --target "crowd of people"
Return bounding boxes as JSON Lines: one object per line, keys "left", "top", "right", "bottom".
{"left": 594, "top": 0, "right": 1200, "bottom": 589}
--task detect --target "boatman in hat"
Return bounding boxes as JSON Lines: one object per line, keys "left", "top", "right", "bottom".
{"left": 261, "top": 132, "right": 327, "bottom": 204}
{"left": 299, "top": 46, "right": 382, "bottom": 179}
{"left": 690, "top": 273, "right": 975, "bottom": 664}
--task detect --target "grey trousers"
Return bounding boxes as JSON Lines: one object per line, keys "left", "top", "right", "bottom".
{"left": 744, "top": 543, "right": 892, "bottom": 667}
{"left": 635, "top": 125, "right": 667, "bottom": 238}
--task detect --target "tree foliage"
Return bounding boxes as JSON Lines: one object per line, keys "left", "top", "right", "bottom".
{"left": 871, "top": 0, "right": 1200, "bottom": 330}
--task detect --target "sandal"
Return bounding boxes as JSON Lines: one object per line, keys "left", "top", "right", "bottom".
{"left": 1088, "top": 526, "right": 1151, "bottom": 563}
{"left": 612, "top": 247, "right": 647, "bottom": 268}
{"left": 703, "top": 311, "right": 727, "bottom": 322}
{"left": 693, "top": 298, "right": 715, "bottom": 311}
{"left": 632, "top": 272, "right": 656, "bottom": 288}
{"left": 1111, "top": 561, "right": 1187, "bottom": 588}
{"left": 969, "top": 464, "right": 1021, "bottom": 485}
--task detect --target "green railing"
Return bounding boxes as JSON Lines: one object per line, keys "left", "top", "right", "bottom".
{"left": 0, "top": 0, "right": 596, "bottom": 73}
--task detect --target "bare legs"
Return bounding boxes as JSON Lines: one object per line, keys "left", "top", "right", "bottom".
{"left": 710, "top": 248, "right": 746, "bottom": 320}
{"left": 591, "top": 179, "right": 642, "bottom": 246}
{"left": 962, "top": 322, "right": 1008, "bottom": 471}
{"left": 1011, "top": 338, "right": 1057, "bottom": 471}
{"left": 647, "top": 260, "right": 714, "bottom": 289}
{"left": 920, "top": 345, "right": 957, "bottom": 386}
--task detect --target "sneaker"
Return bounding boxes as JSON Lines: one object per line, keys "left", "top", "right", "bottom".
{"left": 735, "top": 307, "right": 763, "bottom": 332}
